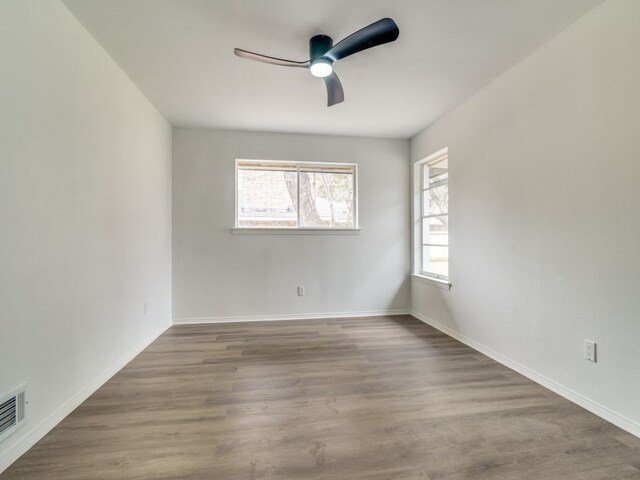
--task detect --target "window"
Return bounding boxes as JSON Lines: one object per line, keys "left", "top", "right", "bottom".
{"left": 418, "top": 150, "right": 448, "bottom": 280}
{"left": 235, "top": 160, "right": 357, "bottom": 229}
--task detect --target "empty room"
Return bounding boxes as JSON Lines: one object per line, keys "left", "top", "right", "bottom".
{"left": 1, "top": 0, "right": 639, "bottom": 478}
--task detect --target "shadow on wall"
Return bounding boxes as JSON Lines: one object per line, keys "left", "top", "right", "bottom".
{"left": 388, "top": 275, "right": 411, "bottom": 311}
{"left": 356, "top": 219, "right": 411, "bottom": 312}
{"left": 411, "top": 280, "right": 456, "bottom": 327}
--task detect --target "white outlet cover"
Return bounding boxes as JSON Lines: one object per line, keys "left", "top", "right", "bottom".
{"left": 584, "top": 340, "right": 597, "bottom": 362}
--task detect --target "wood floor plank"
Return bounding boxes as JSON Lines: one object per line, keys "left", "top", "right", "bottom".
{"left": 2, "top": 315, "right": 638, "bottom": 479}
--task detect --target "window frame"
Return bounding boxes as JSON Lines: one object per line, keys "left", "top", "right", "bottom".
{"left": 234, "top": 159, "right": 359, "bottom": 232}
{"left": 414, "top": 147, "right": 450, "bottom": 284}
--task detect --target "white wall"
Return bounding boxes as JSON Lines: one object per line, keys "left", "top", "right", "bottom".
{"left": 0, "top": 0, "right": 172, "bottom": 471}
{"left": 173, "top": 129, "right": 410, "bottom": 322}
{"left": 411, "top": 0, "right": 640, "bottom": 435}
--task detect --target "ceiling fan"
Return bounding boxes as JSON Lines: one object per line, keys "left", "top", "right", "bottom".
{"left": 234, "top": 18, "right": 399, "bottom": 107}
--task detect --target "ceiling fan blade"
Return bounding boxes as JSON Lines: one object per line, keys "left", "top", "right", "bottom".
{"left": 325, "top": 18, "right": 399, "bottom": 62}
{"left": 234, "top": 48, "right": 310, "bottom": 68}
{"left": 324, "top": 71, "right": 344, "bottom": 107}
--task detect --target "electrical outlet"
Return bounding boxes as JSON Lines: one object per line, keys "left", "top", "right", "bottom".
{"left": 297, "top": 286, "right": 305, "bottom": 296}
{"left": 584, "top": 340, "right": 596, "bottom": 362}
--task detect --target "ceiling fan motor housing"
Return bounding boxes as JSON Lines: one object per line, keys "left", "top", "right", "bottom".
{"left": 309, "top": 35, "right": 333, "bottom": 61}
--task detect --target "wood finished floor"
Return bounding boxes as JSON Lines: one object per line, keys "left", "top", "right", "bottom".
{"left": 3, "top": 315, "right": 639, "bottom": 480}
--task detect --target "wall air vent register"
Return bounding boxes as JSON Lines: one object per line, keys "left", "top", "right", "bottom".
{"left": 0, "top": 385, "right": 27, "bottom": 443}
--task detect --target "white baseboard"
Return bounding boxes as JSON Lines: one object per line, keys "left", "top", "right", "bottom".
{"left": 410, "top": 310, "right": 640, "bottom": 439}
{"left": 173, "top": 309, "right": 411, "bottom": 325}
{"left": 0, "top": 322, "right": 171, "bottom": 474}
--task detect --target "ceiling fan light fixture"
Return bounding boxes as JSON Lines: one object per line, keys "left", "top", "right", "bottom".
{"left": 310, "top": 59, "right": 333, "bottom": 78}
{"left": 234, "top": 18, "right": 399, "bottom": 105}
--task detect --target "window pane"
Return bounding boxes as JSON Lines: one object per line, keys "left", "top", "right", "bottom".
{"left": 423, "top": 157, "right": 448, "bottom": 188}
{"left": 423, "top": 184, "right": 448, "bottom": 216}
{"left": 422, "top": 245, "right": 449, "bottom": 278}
{"left": 298, "top": 170, "right": 354, "bottom": 227}
{"left": 422, "top": 215, "right": 448, "bottom": 245}
{"left": 237, "top": 168, "right": 297, "bottom": 227}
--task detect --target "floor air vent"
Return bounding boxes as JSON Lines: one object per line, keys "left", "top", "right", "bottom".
{"left": 0, "top": 385, "right": 27, "bottom": 443}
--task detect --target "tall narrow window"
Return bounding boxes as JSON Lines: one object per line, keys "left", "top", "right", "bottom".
{"left": 420, "top": 152, "right": 448, "bottom": 279}
{"left": 236, "top": 160, "right": 357, "bottom": 229}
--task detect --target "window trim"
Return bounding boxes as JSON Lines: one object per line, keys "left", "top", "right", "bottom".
{"left": 234, "top": 159, "right": 359, "bottom": 231}
{"left": 411, "top": 273, "right": 451, "bottom": 290}
{"left": 231, "top": 227, "right": 361, "bottom": 235}
{"left": 413, "top": 147, "right": 450, "bottom": 285}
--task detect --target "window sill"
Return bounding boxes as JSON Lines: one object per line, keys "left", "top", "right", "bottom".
{"left": 411, "top": 274, "right": 451, "bottom": 290}
{"left": 231, "top": 228, "right": 361, "bottom": 235}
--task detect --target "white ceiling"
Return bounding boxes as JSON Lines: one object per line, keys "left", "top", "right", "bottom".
{"left": 64, "top": 0, "right": 602, "bottom": 138}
